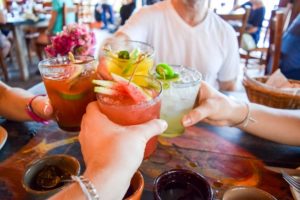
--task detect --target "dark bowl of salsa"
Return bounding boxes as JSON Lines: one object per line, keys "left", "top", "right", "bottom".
{"left": 22, "top": 154, "right": 80, "bottom": 198}
{"left": 153, "top": 168, "right": 213, "bottom": 200}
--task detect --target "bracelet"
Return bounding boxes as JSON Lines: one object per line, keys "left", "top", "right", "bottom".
{"left": 25, "top": 94, "right": 49, "bottom": 125}
{"left": 71, "top": 175, "right": 100, "bottom": 200}
{"left": 230, "top": 102, "right": 257, "bottom": 128}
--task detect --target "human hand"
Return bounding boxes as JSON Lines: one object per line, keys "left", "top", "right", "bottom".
{"left": 79, "top": 101, "right": 167, "bottom": 177}
{"left": 182, "top": 81, "right": 247, "bottom": 127}
{"left": 31, "top": 95, "right": 53, "bottom": 120}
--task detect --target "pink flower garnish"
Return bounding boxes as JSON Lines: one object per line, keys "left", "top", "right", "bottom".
{"left": 45, "top": 23, "right": 96, "bottom": 57}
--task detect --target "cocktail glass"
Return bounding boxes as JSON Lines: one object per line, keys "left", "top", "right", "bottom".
{"left": 96, "top": 75, "right": 162, "bottom": 159}
{"left": 38, "top": 56, "right": 97, "bottom": 132}
{"left": 159, "top": 65, "right": 202, "bottom": 137}
{"left": 98, "top": 40, "right": 154, "bottom": 79}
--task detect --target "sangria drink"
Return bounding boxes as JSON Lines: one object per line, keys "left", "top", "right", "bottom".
{"left": 156, "top": 65, "right": 202, "bottom": 137}
{"left": 98, "top": 40, "right": 154, "bottom": 80}
{"left": 94, "top": 75, "right": 162, "bottom": 159}
{"left": 38, "top": 56, "right": 97, "bottom": 132}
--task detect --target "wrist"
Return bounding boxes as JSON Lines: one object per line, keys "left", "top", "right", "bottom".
{"left": 84, "top": 163, "right": 132, "bottom": 200}
{"left": 229, "top": 101, "right": 248, "bottom": 126}
{"left": 26, "top": 94, "right": 49, "bottom": 124}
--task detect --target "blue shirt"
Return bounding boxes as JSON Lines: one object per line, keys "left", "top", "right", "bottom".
{"left": 280, "top": 14, "right": 300, "bottom": 80}
{"left": 242, "top": 2, "right": 266, "bottom": 44}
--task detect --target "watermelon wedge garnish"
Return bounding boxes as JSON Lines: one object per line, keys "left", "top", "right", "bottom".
{"left": 111, "top": 73, "right": 152, "bottom": 103}
{"left": 93, "top": 74, "right": 152, "bottom": 104}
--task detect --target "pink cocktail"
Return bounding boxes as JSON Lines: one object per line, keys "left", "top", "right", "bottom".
{"left": 95, "top": 75, "right": 162, "bottom": 159}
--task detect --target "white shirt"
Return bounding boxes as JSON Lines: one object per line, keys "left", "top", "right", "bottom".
{"left": 118, "top": 0, "right": 240, "bottom": 88}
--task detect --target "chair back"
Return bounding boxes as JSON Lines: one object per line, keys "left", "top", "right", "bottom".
{"left": 265, "top": 10, "right": 284, "bottom": 74}
{"left": 62, "top": 3, "right": 78, "bottom": 26}
{"left": 219, "top": 6, "right": 251, "bottom": 46}
{"left": 0, "top": 52, "right": 9, "bottom": 81}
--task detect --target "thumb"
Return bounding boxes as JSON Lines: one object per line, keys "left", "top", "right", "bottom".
{"left": 182, "top": 100, "right": 213, "bottom": 127}
{"left": 131, "top": 119, "right": 168, "bottom": 141}
{"left": 33, "top": 96, "right": 53, "bottom": 120}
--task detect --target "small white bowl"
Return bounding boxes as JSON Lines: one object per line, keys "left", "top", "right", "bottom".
{"left": 222, "top": 186, "right": 277, "bottom": 200}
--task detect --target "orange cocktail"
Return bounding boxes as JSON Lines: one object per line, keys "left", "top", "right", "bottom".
{"left": 38, "top": 56, "right": 97, "bottom": 132}
{"left": 94, "top": 75, "right": 162, "bottom": 159}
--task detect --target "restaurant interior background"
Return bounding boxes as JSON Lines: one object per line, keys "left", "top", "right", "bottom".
{"left": 0, "top": 0, "right": 298, "bottom": 89}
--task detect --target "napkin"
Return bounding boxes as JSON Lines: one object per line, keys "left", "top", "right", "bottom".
{"left": 265, "top": 69, "right": 300, "bottom": 94}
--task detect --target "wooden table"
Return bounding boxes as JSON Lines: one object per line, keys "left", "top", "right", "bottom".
{"left": 0, "top": 14, "right": 49, "bottom": 81}
{"left": 0, "top": 84, "right": 299, "bottom": 199}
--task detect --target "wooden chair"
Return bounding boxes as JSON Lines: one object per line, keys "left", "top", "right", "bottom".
{"left": 0, "top": 52, "right": 9, "bottom": 81}
{"left": 242, "top": 10, "right": 284, "bottom": 75}
{"left": 218, "top": 6, "right": 251, "bottom": 46}
{"left": 265, "top": 10, "right": 284, "bottom": 74}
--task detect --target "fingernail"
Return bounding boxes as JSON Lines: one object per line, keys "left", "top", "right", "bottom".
{"left": 43, "top": 103, "right": 52, "bottom": 116}
{"left": 182, "top": 115, "right": 192, "bottom": 127}
{"left": 161, "top": 120, "right": 168, "bottom": 130}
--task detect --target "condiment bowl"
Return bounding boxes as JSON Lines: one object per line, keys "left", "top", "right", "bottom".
{"left": 22, "top": 154, "right": 80, "bottom": 198}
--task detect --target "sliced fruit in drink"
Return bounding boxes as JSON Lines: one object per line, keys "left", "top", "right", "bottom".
{"left": 93, "top": 75, "right": 152, "bottom": 103}
{"left": 67, "top": 65, "right": 83, "bottom": 81}
{"left": 59, "top": 92, "right": 85, "bottom": 100}
{"left": 92, "top": 79, "right": 127, "bottom": 94}
{"left": 118, "top": 50, "right": 130, "bottom": 59}
{"left": 98, "top": 57, "right": 113, "bottom": 80}
{"left": 94, "top": 86, "right": 123, "bottom": 96}
{"left": 130, "top": 48, "right": 140, "bottom": 60}
{"left": 111, "top": 73, "right": 152, "bottom": 103}
{"left": 156, "top": 63, "right": 174, "bottom": 78}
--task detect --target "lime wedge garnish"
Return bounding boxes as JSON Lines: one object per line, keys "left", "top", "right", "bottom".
{"left": 59, "top": 92, "right": 85, "bottom": 100}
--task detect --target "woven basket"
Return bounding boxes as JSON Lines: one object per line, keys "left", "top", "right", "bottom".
{"left": 243, "top": 74, "right": 300, "bottom": 109}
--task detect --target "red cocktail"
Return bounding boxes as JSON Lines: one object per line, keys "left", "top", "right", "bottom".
{"left": 94, "top": 75, "right": 162, "bottom": 159}
{"left": 38, "top": 56, "right": 97, "bottom": 132}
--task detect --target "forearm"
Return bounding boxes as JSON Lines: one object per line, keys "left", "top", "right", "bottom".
{"left": 236, "top": 103, "right": 300, "bottom": 146}
{"left": 50, "top": 164, "right": 132, "bottom": 200}
{"left": 219, "top": 80, "right": 236, "bottom": 91}
{"left": 47, "top": 11, "right": 57, "bottom": 34}
{"left": 0, "top": 84, "right": 33, "bottom": 121}
{"left": 246, "top": 26, "right": 258, "bottom": 33}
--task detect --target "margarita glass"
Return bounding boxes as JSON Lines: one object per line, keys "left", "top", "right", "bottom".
{"left": 38, "top": 56, "right": 97, "bottom": 132}
{"left": 95, "top": 75, "right": 162, "bottom": 159}
{"left": 159, "top": 65, "right": 202, "bottom": 137}
{"left": 98, "top": 40, "right": 154, "bottom": 79}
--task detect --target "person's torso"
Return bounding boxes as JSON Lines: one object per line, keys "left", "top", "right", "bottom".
{"left": 141, "top": 1, "right": 234, "bottom": 86}
{"left": 52, "top": 0, "right": 75, "bottom": 34}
